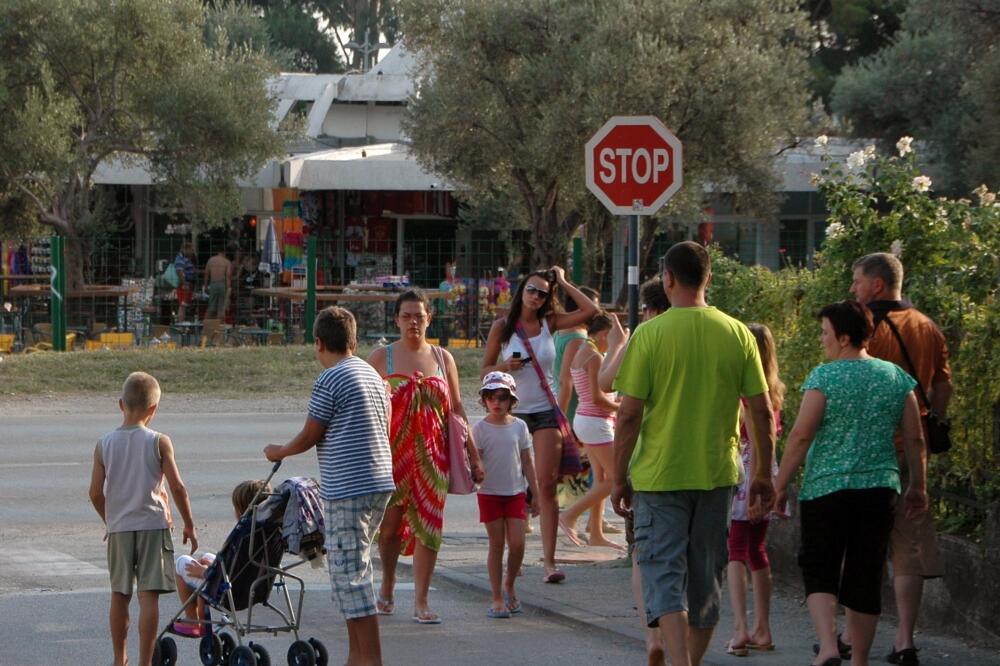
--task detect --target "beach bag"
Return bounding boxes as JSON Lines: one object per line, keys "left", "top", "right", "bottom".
{"left": 160, "top": 262, "right": 179, "bottom": 289}
{"left": 515, "top": 323, "right": 584, "bottom": 476}
{"left": 433, "top": 346, "right": 476, "bottom": 494}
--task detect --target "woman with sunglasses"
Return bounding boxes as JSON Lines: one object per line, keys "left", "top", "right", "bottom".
{"left": 481, "top": 266, "right": 599, "bottom": 583}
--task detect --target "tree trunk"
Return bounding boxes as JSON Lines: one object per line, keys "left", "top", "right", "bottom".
{"left": 63, "top": 231, "right": 87, "bottom": 292}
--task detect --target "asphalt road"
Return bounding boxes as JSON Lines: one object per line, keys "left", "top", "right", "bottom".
{"left": 1, "top": 410, "right": 643, "bottom": 665}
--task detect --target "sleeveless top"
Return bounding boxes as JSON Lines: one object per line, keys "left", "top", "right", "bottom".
{"left": 553, "top": 329, "right": 587, "bottom": 420}
{"left": 570, "top": 346, "right": 616, "bottom": 419}
{"left": 386, "top": 342, "right": 445, "bottom": 377}
{"left": 99, "top": 425, "right": 170, "bottom": 534}
{"left": 501, "top": 319, "right": 556, "bottom": 414}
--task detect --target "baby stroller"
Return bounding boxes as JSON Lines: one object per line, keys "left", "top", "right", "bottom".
{"left": 154, "top": 462, "right": 328, "bottom": 666}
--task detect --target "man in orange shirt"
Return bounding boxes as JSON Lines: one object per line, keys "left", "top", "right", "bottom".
{"left": 846, "top": 252, "right": 951, "bottom": 666}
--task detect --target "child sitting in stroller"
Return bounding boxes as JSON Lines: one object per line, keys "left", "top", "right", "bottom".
{"left": 171, "top": 480, "right": 270, "bottom": 636}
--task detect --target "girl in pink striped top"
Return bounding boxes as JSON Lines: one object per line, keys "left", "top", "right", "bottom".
{"left": 558, "top": 312, "right": 624, "bottom": 550}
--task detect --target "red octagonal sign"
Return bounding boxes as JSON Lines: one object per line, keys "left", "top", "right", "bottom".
{"left": 585, "top": 116, "right": 683, "bottom": 216}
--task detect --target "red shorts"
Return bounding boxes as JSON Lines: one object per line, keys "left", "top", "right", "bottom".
{"left": 477, "top": 492, "right": 527, "bottom": 523}
{"left": 728, "top": 519, "right": 771, "bottom": 571}
{"left": 176, "top": 285, "right": 193, "bottom": 305}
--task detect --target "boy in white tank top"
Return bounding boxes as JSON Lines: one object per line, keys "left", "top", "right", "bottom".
{"left": 89, "top": 372, "right": 197, "bottom": 666}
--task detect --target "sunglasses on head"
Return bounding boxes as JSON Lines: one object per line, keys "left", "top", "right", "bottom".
{"left": 524, "top": 284, "right": 549, "bottom": 299}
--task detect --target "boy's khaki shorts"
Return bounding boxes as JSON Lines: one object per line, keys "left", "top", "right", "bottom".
{"left": 107, "top": 528, "right": 176, "bottom": 595}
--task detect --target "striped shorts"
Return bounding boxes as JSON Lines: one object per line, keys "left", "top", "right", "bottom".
{"left": 325, "top": 492, "right": 391, "bottom": 620}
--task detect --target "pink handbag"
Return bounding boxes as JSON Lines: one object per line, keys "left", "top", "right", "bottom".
{"left": 433, "top": 346, "right": 476, "bottom": 494}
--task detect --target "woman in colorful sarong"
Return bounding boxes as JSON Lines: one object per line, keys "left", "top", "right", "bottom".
{"left": 368, "top": 289, "right": 484, "bottom": 624}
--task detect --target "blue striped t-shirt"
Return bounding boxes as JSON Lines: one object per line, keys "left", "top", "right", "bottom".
{"left": 307, "top": 356, "right": 395, "bottom": 501}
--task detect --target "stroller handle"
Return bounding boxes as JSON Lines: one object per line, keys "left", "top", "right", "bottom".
{"left": 268, "top": 460, "right": 282, "bottom": 478}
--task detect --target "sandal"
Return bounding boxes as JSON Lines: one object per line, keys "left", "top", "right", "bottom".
{"left": 542, "top": 569, "right": 566, "bottom": 584}
{"left": 170, "top": 620, "right": 204, "bottom": 638}
{"left": 412, "top": 608, "right": 442, "bottom": 625}
{"left": 503, "top": 592, "right": 522, "bottom": 614}
{"left": 725, "top": 640, "right": 749, "bottom": 657}
{"left": 487, "top": 607, "right": 511, "bottom": 619}
{"left": 557, "top": 515, "right": 584, "bottom": 547}
{"left": 376, "top": 597, "right": 394, "bottom": 616}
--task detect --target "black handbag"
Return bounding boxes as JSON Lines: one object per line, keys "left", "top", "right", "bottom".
{"left": 882, "top": 315, "right": 952, "bottom": 454}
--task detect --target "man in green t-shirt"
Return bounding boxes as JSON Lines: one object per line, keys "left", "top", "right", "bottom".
{"left": 611, "top": 241, "right": 777, "bottom": 666}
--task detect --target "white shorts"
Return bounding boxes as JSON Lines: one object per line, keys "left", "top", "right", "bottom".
{"left": 175, "top": 553, "right": 216, "bottom": 589}
{"left": 573, "top": 414, "right": 615, "bottom": 446}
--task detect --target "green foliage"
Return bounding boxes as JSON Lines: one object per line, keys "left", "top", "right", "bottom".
{"left": 804, "top": 0, "right": 905, "bottom": 107}
{"left": 713, "top": 138, "right": 1000, "bottom": 531}
{"left": 401, "top": 0, "right": 813, "bottom": 268}
{"left": 830, "top": 0, "right": 1000, "bottom": 191}
{"left": 0, "top": 0, "right": 286, "bottom": 285}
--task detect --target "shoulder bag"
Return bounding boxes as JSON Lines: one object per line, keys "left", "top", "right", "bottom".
{"left": 881, "top": 315, "right": 952, "bottom": 454}
{"left": 515, "top": 323, "right": 584, "bottom": 476}
{"left": 433, "top": 346, "right": 477, "bottom": 494}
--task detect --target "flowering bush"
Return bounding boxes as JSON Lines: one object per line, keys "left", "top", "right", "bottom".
{"left": 712, "top": 140, "right": 1000, "bottom": 535}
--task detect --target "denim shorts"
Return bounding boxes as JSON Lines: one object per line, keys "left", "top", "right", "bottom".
{"left": 632, "top": 487, "right": 734, "bottom": 629}
{"left": 515, "top": 410, "right": 559, "bottom": 434}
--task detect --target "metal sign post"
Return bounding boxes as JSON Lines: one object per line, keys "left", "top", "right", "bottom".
{"left": 628, "top": 215, "right": 639, "bottom": 332}
{"left": 50, "top": 235, "right": 67, "bottom": 351}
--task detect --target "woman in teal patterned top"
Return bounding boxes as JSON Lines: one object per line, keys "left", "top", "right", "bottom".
{"left": 774, "top": 301, "right": 928, "bottom": 666}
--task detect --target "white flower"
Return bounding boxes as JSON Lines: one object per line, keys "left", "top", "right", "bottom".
{"left": 896, "top": 136, "right": 914, "bottom": 156}
{"left": 864, "top": 144, "right": 877, "bottom": 157}
{"left": 846, "top": 150, "right": 868, "bottom": 171}
{"left": 912, "top": 175, "right": 932, "bottom": 193}
{"left": 890, "top": 239, "right": 904, "bottom": 257}
{"left": 814, "top": 135, "right": 829, "bottom": 147}
{"left": 825, "top": 222, "right": 845, "bottom": 239}
{"left": 810, "top": 172, "right": 822, "bottom": 187}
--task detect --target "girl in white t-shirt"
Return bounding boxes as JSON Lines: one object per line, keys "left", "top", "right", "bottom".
{"left": 473, "top": 372, "right": 540, "bottom": 619}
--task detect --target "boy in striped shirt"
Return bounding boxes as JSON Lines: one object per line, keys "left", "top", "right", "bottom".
{"left": 265, "top": 306, "right": 394, "bottom": 666}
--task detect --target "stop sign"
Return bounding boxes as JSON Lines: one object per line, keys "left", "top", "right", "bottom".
{"left": 585, "top": 116, "right": 683, "bottom": 216}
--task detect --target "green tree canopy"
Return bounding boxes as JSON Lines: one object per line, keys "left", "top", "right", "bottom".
{"left": 830, "top": 0, "right": 1000, "bottom": 190}
{"left": 401, "top": 0, "right": 813, "bottom": 270}
{"left": 804, "top": 0, "right": 906, "bottom": 107}
{"left": 0, "top": 0, "right": 286, "bottom": 287}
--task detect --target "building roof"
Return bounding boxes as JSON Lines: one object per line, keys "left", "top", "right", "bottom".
{"left": 283, "top": 142, "right": 453, "bottom": 191}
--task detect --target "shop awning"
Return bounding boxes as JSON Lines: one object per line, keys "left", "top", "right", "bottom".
{"left": 282, "top": 142, "right": 455, "bottom": 192}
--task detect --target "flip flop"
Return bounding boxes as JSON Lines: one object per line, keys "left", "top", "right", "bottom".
{"left": 503, "top": 593, "right": 523, "bottom": 614}
{"left": 557, "top": 515, "right": 584, "bottom": 547}
{"left": 747, "top": 641, "right": 775, "bottom": 651}
{"left": 487, "top": 607, "right": 511, "bottom": 619}
{"left": 543, "top": 569, "right": 566, "bottom": 584}
{"left": 376, "top": 597, "right": 394, "bottom": 616}
{"left": 726, "top": 640, "right": 749, "bottom": 657}
{"left": 412, "top": 609, "right": 442, "bottom": 625}
{"left": 170, "top": 621, "right": 204, "bottom": 638}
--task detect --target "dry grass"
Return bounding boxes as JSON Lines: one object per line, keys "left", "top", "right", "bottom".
{"left": 0, "top": 345, "right": 486, "bottom": 398}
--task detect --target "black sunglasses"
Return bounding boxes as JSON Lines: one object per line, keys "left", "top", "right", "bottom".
{"left": 524, "top": 284, "right": 550, "bottom": 299}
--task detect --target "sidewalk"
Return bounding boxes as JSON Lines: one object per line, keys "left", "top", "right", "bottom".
{"left": 425, "top": 514, "right": 1000, "bottom": 666}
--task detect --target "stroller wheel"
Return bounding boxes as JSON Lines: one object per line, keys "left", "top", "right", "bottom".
{"left": 230, "top": 645, "right": 258, "bottom": 666}
{"left": 307, "top": 638, "right": 328, "bottom": 666}
{"left": 219, "top": 632, "right": 237, "bottom": 662}
{"left": 287, "top": 640, "right": 317, "bottom": 666}
{"left": 157, "top": 637, "right": 178, "bottom": 666}
{"left": 250, "top": 642, "right": 271, "bottom": 666}
{"left": 199, "top": 633, "right": 224, "bottom": 666}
